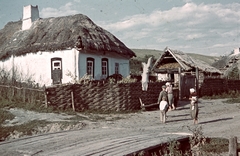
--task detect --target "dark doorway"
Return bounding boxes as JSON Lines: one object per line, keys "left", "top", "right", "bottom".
{"left": 51, "top": 57, "right": 62, "bottom": 85}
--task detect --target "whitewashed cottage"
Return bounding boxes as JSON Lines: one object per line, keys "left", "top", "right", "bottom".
{"left": 0, "top": 5, "right": 136, "bottom": 86}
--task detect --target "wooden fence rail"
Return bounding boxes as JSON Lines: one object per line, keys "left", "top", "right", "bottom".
{"left": 0, "top": 84, "right": 45, "bottom": 104}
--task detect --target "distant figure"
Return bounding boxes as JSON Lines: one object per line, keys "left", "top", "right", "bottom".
{"left": 189, "top": 88, "right": 198, "bottom": 124}
{"left": 159, "top": 96, "right": 168, "bottom": 123}
{"left": 158, "top": 85, "right": 169, "bottom": 122}
{"left": 141, "top": 57, "right": 152, "bottom": 91}
{"left": 166, "top": 82, "right": 175, "bottom": 110}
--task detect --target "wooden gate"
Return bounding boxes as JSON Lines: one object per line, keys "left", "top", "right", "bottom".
{"left": 180, "top": 74, "right": 196, "bottom": 99}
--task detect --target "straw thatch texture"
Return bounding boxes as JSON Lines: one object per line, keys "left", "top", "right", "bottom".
{"left": 153, "top": 47, "right": 222, "bottom": 74}
{"left": 0, "top": 14, "right": 135, "bottom": 60}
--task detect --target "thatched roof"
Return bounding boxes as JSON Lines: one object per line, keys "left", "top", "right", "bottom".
{"left": 0, "top": 14, "right": 136, "bottom": 60}
{"left": 152, "top": 47, "right": 222, "bottom": 74}
{"left": 212, "top": 52, "right": 240, "bottom": 76}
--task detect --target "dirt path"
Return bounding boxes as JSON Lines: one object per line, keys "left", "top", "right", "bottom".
{"left": 0, "top": 98, "right": 240, "bottom": 155}
{"left": 3, "top": 108, "right": 76, "bottom": 126}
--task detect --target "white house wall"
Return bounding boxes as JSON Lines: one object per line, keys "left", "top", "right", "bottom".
{"left": 0, "top": 49, "right": 131, "bottom": 86}
{"left": 157, "top": 73, "right": 169, "bottom": 81}
{"left": 78, "top": 51, "right": 130, "bottom": 80}
{"left": 0, "top": 49, "right": 77, "bottom": 86}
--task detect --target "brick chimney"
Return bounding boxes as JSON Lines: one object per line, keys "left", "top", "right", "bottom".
{"left": 22, "top": 5, "right": 39, "bottom": 30}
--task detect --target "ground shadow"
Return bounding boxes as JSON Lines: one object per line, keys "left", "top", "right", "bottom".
{"left": 200, "top": 117, "right": 233, "bottom": 125}
{"left": 170, "top": 114, "right": 189, "bottom": 117}
{"left": 176, "top": 100, "right": 190, "bottom": 107}
{"left": 175, "top": 107, "right": 189, "bottom": 111}
{"left": 166, "top": 118, "right": 190, "bottom": 123}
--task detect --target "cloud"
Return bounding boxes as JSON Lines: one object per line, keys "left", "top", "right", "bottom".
{"left": 40, "top": 2, "right": 78, "bottom": 18}
{"left": 104, "top": 2, "right": 240, "bottom": 31}
{"left": 99, "top": 2, "right": 240, "bottom": 55}
{"left": 183, "top": 0, "right": 192, "bottom": 3}
{"left": 36, "top": 1, "right": 239, "bottom": 56}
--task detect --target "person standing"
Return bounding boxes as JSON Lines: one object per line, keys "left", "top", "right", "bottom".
{"left": 159, "top": 96, "right": 168, "bottom": 123}
{"left": 166, "top": 82, "right": 175, "bottom": 110}
{"left": 158, "top": 85, "right": 169, "bottom": 123}
{"left": 189, "top": 88, "right": 198, "bottom": 124}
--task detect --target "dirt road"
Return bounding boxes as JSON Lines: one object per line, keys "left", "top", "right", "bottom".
{"left": 0, "top": 98, "right": 240, "bottom": 155}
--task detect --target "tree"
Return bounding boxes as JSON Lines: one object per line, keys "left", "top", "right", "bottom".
{"left": 227, "top": 66, "right": 239, "bottom": 80}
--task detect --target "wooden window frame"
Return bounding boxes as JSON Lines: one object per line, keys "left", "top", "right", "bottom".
{"left": 87, "top": 57, "right": 95, "bottom": 78}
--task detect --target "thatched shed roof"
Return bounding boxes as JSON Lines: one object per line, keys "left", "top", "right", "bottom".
{"left": 0, "top": 14, "right": 136, "bottom": 60}
{"left": 152, "top": 47, "right": 222, "bottom": 74}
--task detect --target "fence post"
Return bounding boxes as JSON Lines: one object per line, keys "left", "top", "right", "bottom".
{"left": 11, "top": 86, "right": 15, "bottom": 101}
{"left": 71, "top": 91, "right": 75, "bottom": 111}
{"left": 43, "top": 86, "right": 48, "bottom": 108}
{"left": 23, "top": 87, "right": 26, "bottom": 103}
{"left": 229, "top": 136, "right": 238, "bottom": 156}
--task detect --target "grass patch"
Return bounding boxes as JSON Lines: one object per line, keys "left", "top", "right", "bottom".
{"left": 0, "top": 109, "right": 15, "bottom": 124}
{"left": 0, "top": 120, "right": 51, "bottom": 141}
{"left": 202, "top": 90, "right": 240, "bottom": 104}
{"left": 0, "top": 119, "right": 85, "bottom": 141}
{"left": 201, "top": 137, "right": 229, "bottom": 153}
{"left": 0, "top": 97, "right": 62, "bottom": 114}
{"left": 131, "top": 137, "right": 240, "bottom": 155}
{"left": 224, "top": 97, "right": 240, "bottom": 104}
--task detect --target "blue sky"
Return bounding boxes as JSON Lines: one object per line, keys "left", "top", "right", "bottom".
{"left": 0, "top": 0, "right": 239, "bottom": 56}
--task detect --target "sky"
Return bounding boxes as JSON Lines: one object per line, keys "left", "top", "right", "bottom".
{"left": 0, "top": 0, "right": 239, "bottom": 56}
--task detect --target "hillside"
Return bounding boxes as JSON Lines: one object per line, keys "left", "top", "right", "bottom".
{"left": 131, "top": 49, "right": 163, "bottom": 59}
{"left": 131, "top": 49, "right": 219, "bottom": 65}
{"left": 130, "top": 49, "right": 221, "bottom": 76}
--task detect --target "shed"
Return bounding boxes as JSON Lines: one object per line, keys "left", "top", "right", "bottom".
{"left": 152, "top": 47, "right": 222, "bottom": 99}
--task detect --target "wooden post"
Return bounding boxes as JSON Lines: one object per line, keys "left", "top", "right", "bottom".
{"left": 195, "top": 67, "right": 199, "bottom": 95}
{"left": 43, "top": 86, "right": 48, "bottom": 108}
{"left": 178, "top": 67, "right": 182, "bottom": 100}
{"left": 71, "top": 91, "right": 75, "bottom": 111}
{"left": 229, "top": 136, "right": 238, "bottom": 156}
{"left": 11, "top": 86, "right": 15, "bottom": 101}
{"left": 23, "top": 88, "right": 26, "bottom": 103}
{"left": 44, "top": 93, "right": 48, "bottom": 108}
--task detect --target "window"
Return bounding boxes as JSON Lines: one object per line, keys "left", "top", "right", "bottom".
{"left": 87, "top": 57, "right": 94, "bottom": 78}
{"left": 51, "top": 58, "right": 62, "bottom": 70}
{"left": 102, "top": 58, "right": 108, "bottom": 78}
{"left": 115, "top": 63, "right": 119, "bottom": 74}
{"left": 52, "top": 61, "right": 61, "bottom": 70}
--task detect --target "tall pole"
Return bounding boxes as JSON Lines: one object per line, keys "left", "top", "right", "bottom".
{"left": 178, "top": 67, "right": 182, "bottom": 100}
{"left": 195, "top": 67, "right": 199, "bottom": 95}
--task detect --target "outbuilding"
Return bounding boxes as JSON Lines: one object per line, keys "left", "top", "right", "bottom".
{"left": 152, "top": 47, "right": 222, "bottom": 99}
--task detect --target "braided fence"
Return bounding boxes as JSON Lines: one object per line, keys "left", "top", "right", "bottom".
{"left": 0, "top": 78, "right": 239, "bottom": 112}
{"left": 45, "top": 82, "right": 167, "bottom": 112}
{"left": 199, "top": 78, "right": 240, "bottom": 96}
{"left": 45, "top": 78, "right": 240, "bottom": 112}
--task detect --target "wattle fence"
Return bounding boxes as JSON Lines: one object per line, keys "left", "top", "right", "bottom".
{"left": 199, "top": 78, "right": 240, "bottom": 96}
{"left": 1, "top": 78, "right": 240, "bottom": 112}
{"left": 45, "top": 82, "right": 166, "bottom": 112}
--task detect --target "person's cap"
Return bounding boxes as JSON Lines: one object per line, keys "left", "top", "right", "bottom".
{"left": 166, "top": 82, "right": 170, "bottom": 86}
{"left": 190, "top": 88, "right": 195, "bottom": 93}
{"left": 162, "top": 85, "right": 166, "bottom": 88}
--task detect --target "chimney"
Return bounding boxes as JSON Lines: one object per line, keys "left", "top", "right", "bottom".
{"left": 22, "top": 5, "right": 39, "bottom": 30}
{"left": 233, "top": 48, "right": 240, "bottom": 55}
